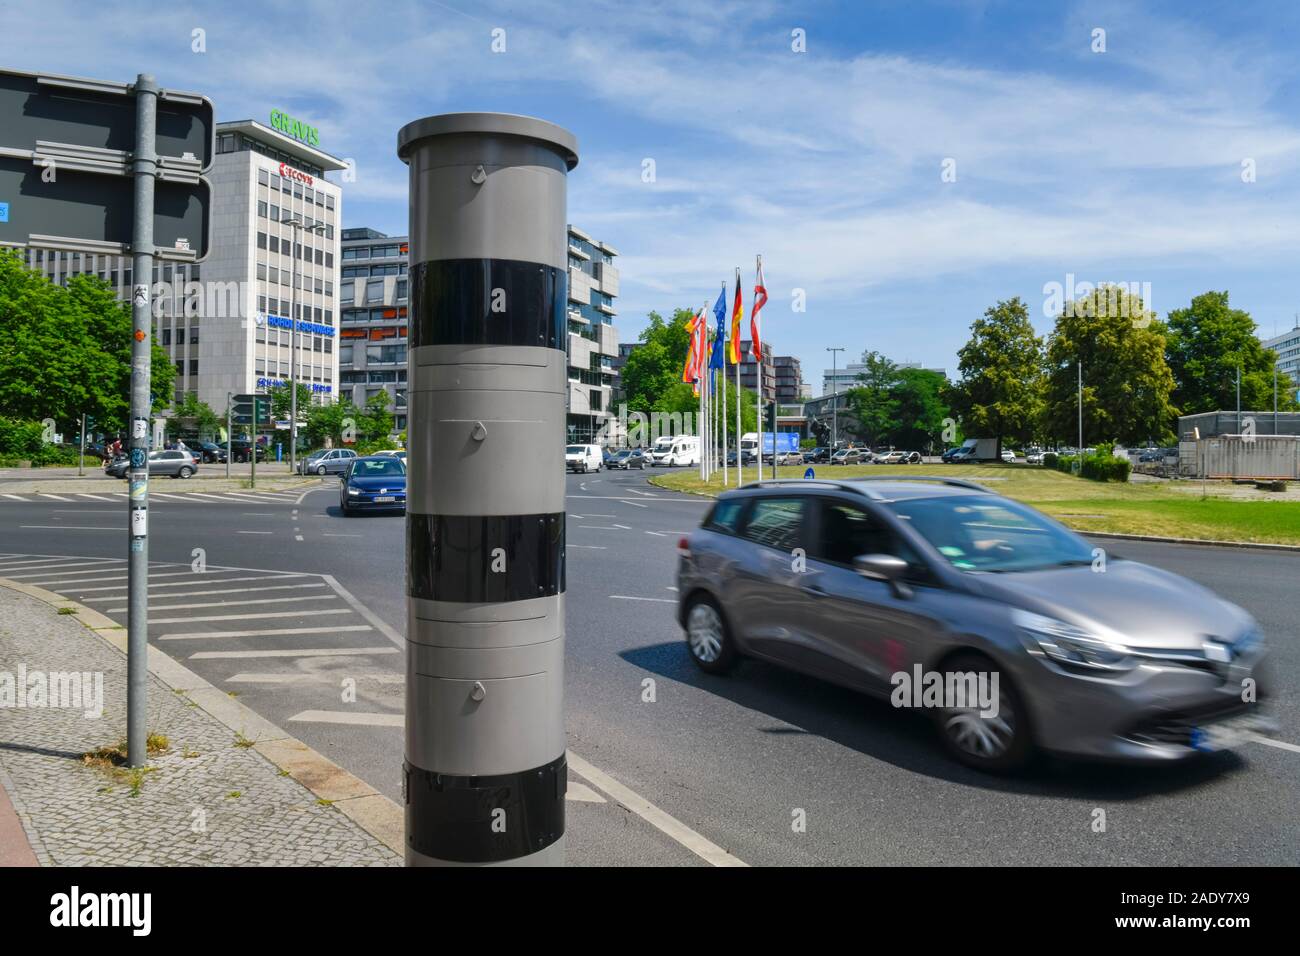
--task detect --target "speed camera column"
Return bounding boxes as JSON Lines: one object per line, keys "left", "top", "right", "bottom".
{"left": 397, "top": 113, "right": 577, "bottom": 866}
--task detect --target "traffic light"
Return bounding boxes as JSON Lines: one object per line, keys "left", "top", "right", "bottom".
{"left": 232, "top": 394, "right": 271, "bottom": 427}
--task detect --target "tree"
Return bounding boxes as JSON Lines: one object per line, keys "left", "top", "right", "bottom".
{"left": 842, "top": 351, "right": 899, "bottom": 445}
{"left": 619, "top": 309, "right": 696, "bottom": 415}
{"left": 302, "top": 400, "right": 351, "bottom": 449}
{"left": 0, "top": 251, "right": 173, "bottom": 434}
{"left": 1165, "top": 291, "right": 1298, "bottom": 416}
{"left": 358, "top": 390, "right": 393, "bottom": 444}
{"left": 890, "top": 367, "right": 950, "bottom": 452}
{"left": 948, "top": 297, "right": 1044, "bottom": 457}
{"left": 166, "top": 392, "right": 220, "bottom": 439}
{"left": 268, "top": 382, "right": 312, "bottom": 421}
{"left": 1043, "top": 285, "right": 1177, "bottom": 445}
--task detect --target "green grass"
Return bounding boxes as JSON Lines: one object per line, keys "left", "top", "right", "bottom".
{"left": 649, "top": 464, "right": 1300, "bottom": 546}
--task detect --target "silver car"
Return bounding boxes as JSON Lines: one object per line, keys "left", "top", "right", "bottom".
{"left": 676, "top": 477, "right": 1273, "bottom": 772}
{"left": 298, "top": 448, "right": 358, "bottom": 476}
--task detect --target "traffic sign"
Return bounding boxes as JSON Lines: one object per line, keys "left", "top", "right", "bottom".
{"left": 0, "top": 68, "right": 214, "bottom": 169}
{"left": 231, "top": 394, "right": 271, "bottom": 427}
{"left": 0, "top": 68, "right": 213, "bottom": 259}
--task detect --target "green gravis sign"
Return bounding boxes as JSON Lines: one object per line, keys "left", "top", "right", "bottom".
{"left": 270, "top": 109, "right": 320, "bottom": 148}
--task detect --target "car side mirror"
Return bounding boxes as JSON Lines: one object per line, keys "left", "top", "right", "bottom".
{"left": 853, "top": 553, "right": 913, "bottom": 599}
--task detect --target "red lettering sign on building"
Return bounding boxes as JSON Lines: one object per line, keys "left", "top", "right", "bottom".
{"left": 278, "top": 162, "right": 314, "bottom": 187}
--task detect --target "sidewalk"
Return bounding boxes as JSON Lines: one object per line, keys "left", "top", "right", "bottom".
{"left": 0, "top": 583, "right": 400, "bottom": 866}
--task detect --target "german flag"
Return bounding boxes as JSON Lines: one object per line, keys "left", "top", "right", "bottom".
{"left": 727, "top": 268, "right": 743, "bottom": 364}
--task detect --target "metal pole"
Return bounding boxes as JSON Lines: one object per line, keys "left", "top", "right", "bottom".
{"left": 827, "top": 347, "right": 844, "bottom": 451}
{"left": 398, "top": 112, "right": 573, "bottom": 867}
{"left": 126, "top": 74, "right": 157, "bottom": 769}
{"left": 1236, "top": 365, "right": 1241, "bottom": 433}
{"left": 735, "top": 357, "right": 742, "bottom": 487}
{"left": 288, "top": 222, "right": 299, "bottom": 477}
{"left": 721, "top": 366, "right": 728, "bottom": 485}
{"left": 225, "top": 392, "right": 232, "bottom": 479}
{"left": 78, "top": 413, "right": 85, "bottom": 477}
{"left": 1077, "top": 360, "right": 1083, "bottom": 468}
{"left": 755, "top": 346, "right": 762, "bottom": 481}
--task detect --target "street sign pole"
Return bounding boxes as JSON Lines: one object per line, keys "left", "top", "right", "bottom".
{"left": 78, "top": 413, "right": 85, "bottom": 477}
{"left": 126, "top": 74, "right": 158, "bottom": 770}
{"left": 398, "top": 113, "right": 576, "bottom": 866}
{"left": 226, "top": 392, "right": 232, "bottom": 479}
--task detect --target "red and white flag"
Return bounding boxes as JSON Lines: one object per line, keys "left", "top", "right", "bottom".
{"left": 750, "top": 256, "right": 768, "bottom": 362}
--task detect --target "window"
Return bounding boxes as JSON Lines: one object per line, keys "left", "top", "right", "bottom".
{"left": 189, "top": 359, "right": 199, "bottom": 375}
{"left": 741, "top": 498, "right": 806, "bottom": 551}
{"left": 189, "top": 328, "right": 199, "bottom": 345}
{"left": 258, "top": 169, "right": 269, "bottom": 185}
{"left": 813, "top": 500, "right": 921, "bottom": 568}
{"left": 365, "top": 278, "right": 384, "bottom": 304}
{"left": 162, "top": 328, "right": 172, "bottom": 346}
{"left": 339, "top": 345, "right": 352, "bottom": 364}
{"left": 257, "top": 232, "right": 267, "bottom": 250}
{"left": 705, "top": 498, "right": 746, "bottom": 535}
{"left": 269, "top": 235, "right": 280, "bottom": 254}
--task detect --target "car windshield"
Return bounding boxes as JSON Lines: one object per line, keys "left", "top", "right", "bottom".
{"left": 566, "top": 446, "right": 585, "bottom": 454}
{"left": 351, "top": 459, "right": 405, "bottom": 478}
{"left": 886, "top": 494, "right": 1094, "bottom": 573}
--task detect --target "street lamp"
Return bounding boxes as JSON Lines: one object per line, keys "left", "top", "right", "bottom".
{"left": 282, "top": 217, "right": 326, "bottom": 476}
{"left": 826, "top": 347, "right": 845, "bottom": 449}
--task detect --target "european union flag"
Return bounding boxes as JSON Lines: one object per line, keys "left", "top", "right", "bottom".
{"left": 709, "top": 285, "right": 727, "bottom": 370}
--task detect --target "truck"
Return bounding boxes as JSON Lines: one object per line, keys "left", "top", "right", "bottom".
{"left": 740, "top": 432, "right": 800, "bottom": 460}
{"left": 949, "top": 438, "right": 999, "bottom": 462}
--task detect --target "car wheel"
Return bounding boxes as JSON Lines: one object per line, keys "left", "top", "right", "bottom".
{"left": 316, "top": 464, "right": 327, "bottom": 476}
{"left": 932, "top": 652, "right": 1034, "bottom": 773}
{"left": 341, "top": 501, "right": 351, "bottom": 516}
{"left": 178, "top": 466, "right": 193, "bottom": 479}
{"left": 684, "top": 594, "right": 739, "bottom": 674}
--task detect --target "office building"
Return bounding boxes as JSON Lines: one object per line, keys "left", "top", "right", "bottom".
{"left": 1263, "top": 326, "right": 1300, "bottom": 387}
{"left": 566, "top": 224, "right": 620, "bottom": 442}
{"left": 337, "top": 228, "right": 409, "bottom": 435}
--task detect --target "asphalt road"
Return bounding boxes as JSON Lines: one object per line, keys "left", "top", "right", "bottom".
{"left": 1, "top": 470, "right": 1297, "bottom": 865}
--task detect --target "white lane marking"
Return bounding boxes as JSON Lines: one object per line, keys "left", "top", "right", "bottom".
{"left": 580, "top": 514, "right": 615, "bottom": 518}
{"left": 295, "top": 535, "right": 304, "bottom": 541}
{"left": 321, "top": 574, "right": 405, "bottom": 649}
{"left": 613, "top": 523, "right": 632, "bottom": 529}
{"left": 626, "top": 488, "right": 657, "bottom": 497}
{"left": 665, "top": 586, "right": 678, "bottom": 591}
{"left": 227, "top": 672, "right": 403, "bottom": 685}
{"left": 82, "top": 582, "right": 327, "bottom": 603}
{"left": 241, "top": 513, "right": 275, "bottom": 517}
{"left": 9, "top": 566, "right": 133, "bottom": 581}
{"left": 76, "top": 494, "right": 114, "bottom": 501}
{"left": 288, "top": 710, "right": 403, "bottom": 727}
{"left": 1251, "top": 734, "right": 1300, "bottom": 754}
{"left": 568, "top": 545, "right": 607, "bottom": 550}
{"left": 38, "top": 494, "right": 73, "bottom": 501}
{"left": 0, "top": 558, "right": 118, "bottom": 572}
{"left": 161, "top": 625, "right": 372, "bottom": 640}
{"left": 610, "top": 595, "right": 676, "bottom": 603}
{"left": 190, "top": 647, "right": 397, "bottom": 659}
{"left": 323, "top": 533, "right": 361, "bottom": 537}
{"left": 566, "top": 781, "right": 606, "bottom": 803}
{"left": 20, "top": 525, "right": 116, "bottom": 531}
{"left": 107, "top": 594, "right": 337, "bottom": 613}
{"left": 71, "top": 572, "right": 308, "bottom": 594}
{"left": 151, "top": 608, "right": 354, "bottom": 624}
{"left": 567, "top": 751, "right": 748, "bottom": 868}
{"left": 2, "top": 494, "right": 29, "bottom": 501}
{"left": 622, "top": 500, "right": 649, "bottom": 508}
{"left": 578, "top": 525, "right": 626, "bottom": 531}
{"left": 566, "top": 495, "right": 706, "bottom": 504}
{"left": 645, "top": 531, "right": 667, "bottom": 537}
{"left": 239, "top": 530, "right": 274, "bottom": 535}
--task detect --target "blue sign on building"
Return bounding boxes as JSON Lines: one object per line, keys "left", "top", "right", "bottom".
{"left": 0, "top": 202, "right": 8, "bottom": 223}
{"left": 264, "top": 313, "right": 335, "bottom": 337}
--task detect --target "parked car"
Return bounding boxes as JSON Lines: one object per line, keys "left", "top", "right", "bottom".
{"left": 804, "top": 447, "right": 830, "bottom": 464}
{"left": 194, "top": 441, "right": 225, "bottom": 464}
{"left": 229, "top": 440, "right": 267, "bottom": 463}
{"left": 676, "top": 475, "right": 1274, "bottom": 771}
{"left": 107, "top": 449, "right": 198, "bottom": 479}
{"left": 1026, "top": 451, "right": 1045, "bottom": 465}
{"left": 340, "top": 455, "right": 407, "bottom": 515}
{"left": 1001, "top": 449, "right": 1017, "bottom": 463}
{"left": 940, "top": 447, "right": 964, "bottom": 463}
{"left": 566, "top": 444, "right": 603, "bottom": 473}
{"left": 298, "top": 448, "right": 358, "bottom": 476}
{"left": 776, "top": 450, "right": 805, "bottom": 466}
{"left": 830, "top": 447, "right": 869, "bottom": 466}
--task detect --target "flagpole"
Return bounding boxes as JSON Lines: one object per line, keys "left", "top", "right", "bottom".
{"left": 720, "top": 365, "right": 728, "bottom": 486}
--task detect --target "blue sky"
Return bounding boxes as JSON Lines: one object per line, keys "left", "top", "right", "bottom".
{"left": 4, "top": 0, "right": 1300, "bottom": 390}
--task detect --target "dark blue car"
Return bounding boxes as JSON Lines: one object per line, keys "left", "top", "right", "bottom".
{"left": 339, "top": 455, "right": 407, "bottom": 515}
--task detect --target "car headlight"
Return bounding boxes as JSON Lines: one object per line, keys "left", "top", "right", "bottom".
{"left": 347, "top": 487, "right": 361, "bottom": 495}
{"left": 1013, "top": 609, "right": 1136, "bottom": 672}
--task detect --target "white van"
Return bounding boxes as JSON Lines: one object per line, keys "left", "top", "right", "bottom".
{"left": 649, "top": 435, "right": 700, "bottom": 467}
{"left": 566, "top": 444, "right": 603, "bottom": 473}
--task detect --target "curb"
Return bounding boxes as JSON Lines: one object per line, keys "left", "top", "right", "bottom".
{"left": 1076, "top": 530, "right": 1300, "bottom": 553}
{"left": 648, "top": 477, "right": 1300, "bottom": 552}
{"left": 0, "top": 578, "right": 404, "bottom": 859}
